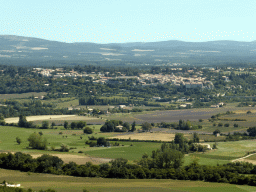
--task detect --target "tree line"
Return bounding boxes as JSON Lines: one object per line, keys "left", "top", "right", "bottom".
{"left": 1, "top": 150, "right": 256, "bottom": 186}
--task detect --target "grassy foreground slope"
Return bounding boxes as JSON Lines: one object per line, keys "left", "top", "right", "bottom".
{"left": 0, "top": 168, "right": 255, "bottom": 192}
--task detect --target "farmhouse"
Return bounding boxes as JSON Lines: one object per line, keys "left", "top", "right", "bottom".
{"left": 195, "top": 143, "right": 212, "bottom": 150}
{"left": 116, "top": 125, "right": 123, "bottom": 130}
{"left": 0, "top": 182, "right": 21, "bottom": 188}
{"left": 119, "top": 105, "right": 126, "bottom": 109}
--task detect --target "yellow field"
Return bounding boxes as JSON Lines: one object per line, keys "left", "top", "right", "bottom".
{"left": 5, "top": 115, "right": 99, "bottom": 123}
{"left": 109, "top": 132, "right": 191, "bottom": 141}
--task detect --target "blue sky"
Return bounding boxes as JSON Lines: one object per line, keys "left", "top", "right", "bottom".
{"left": 0, "top": 0, "right": 255, "bottom": 43}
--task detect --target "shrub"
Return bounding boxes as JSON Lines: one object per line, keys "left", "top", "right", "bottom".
{"left": 60, "top": 144, "right": 69, "bottom": 152}
{"left": 213, "top": 129, "right": 221, "bottom": 135}
{"left": 89, "top": 142, "right": 97, "bottom": 147}
{"left": 88, "top": 136, "right": 97, "bottom": 140}
{"left": 64, "top": 121, "right": 69, "bottom": 129}
{"left": 218, "top": 123, "right": 223, "bottom": 127}
{"left": 97, "top": 137, "right": 110, "bottom": 147}
{"left": 41, "top": 121, "right": 49, "bottom": 129}
{"left": 234, "top": 123, "right": 239, "bottom": 127}
{"left": 224, "top": 123, "right": 229, "bottom": 127}
{"left": 84, "top": 127, "right": 93, "bottom": 134}
{"left": 141, "top": 122, "right": 152, "bottom": 132}
{"left": 27, "top": 133, "right": 47, "bottom": 150}
{"left": 16, "top": 137, "right": 21, "bottom": 145}
{"left": 213, "top": 142, "right": 218, "bottom": 149}
{"left": 0, "top": 120, "right": 6, "bottom": 126}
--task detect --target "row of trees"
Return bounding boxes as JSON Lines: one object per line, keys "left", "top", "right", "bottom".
{"left": 100, "top": 120, "right": 136, "bottom": 132}
{"left": 1, "top": 151, "right": 256, "bottom": 186}
{"left": 64, "top": 121, "right": 87, "bottom": 129}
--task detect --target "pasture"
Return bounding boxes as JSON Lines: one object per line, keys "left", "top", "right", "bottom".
{"left": 1, "top": 123, "right": 256, "bottom": 166}
{"left": 0, "top": 168, "right": 255, "bottom": 192}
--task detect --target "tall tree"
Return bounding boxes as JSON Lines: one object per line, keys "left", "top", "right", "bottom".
{"left": 131, "top": 121, "right": 136, "bottom": 132}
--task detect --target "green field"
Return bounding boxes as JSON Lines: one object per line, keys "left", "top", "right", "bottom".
{"left": 0, "top": 168, "right": 255, "bottom": 192}
{"left": 1, "top": 124, "right": 256, "bottom": 166}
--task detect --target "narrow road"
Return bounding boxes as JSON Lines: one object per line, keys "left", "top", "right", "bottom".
{"left": 231, "top": 153, "right": 256, "bottom": 162}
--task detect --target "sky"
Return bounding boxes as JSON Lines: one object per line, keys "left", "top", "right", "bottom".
{"left": 0, "top": 0, "right": 255, "bottom": 43}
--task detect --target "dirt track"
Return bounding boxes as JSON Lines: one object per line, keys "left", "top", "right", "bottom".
{"left": 231, "top": 153, "right": 256, "bottom": 165}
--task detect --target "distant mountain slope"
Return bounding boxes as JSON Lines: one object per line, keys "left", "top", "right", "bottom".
{"left": 0, "top": 35, "right": 256, "bottom": 66}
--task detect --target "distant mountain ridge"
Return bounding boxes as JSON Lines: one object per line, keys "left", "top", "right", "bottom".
{"left": 0, "top": 35, "right": 256, "bottom": 66}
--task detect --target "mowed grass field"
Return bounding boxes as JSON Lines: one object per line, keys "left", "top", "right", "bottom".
{"left": 0, "top": 168, "right": 255, "bottom": 192}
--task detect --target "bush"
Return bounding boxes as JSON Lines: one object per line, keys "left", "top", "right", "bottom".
{"left": 88, "top": 136, "right": 97, "bottom": 140}
{"left": 27, "top": 133, "right": 47, "bottom": 150}
{"left": 213, "top": 129, "right": 221, "bottom": 135}
{"left": 59, "top": 144, "right": 69, "bottom": 152}
{"left": 234, "top": 123, "right": 239, "bottom": 127}
{"left": 41, "top": 121, "right": 49, "bottom": 129}
{"left": 224, "top": 123, "right": 229, "bottom": 127}
{"left": 218, "top": 123, "right": 223, "bottom": 127}
{"left": 16, "top": 137, "right": 21, "bottom": 145}
{"left": 0, "top": 120, "right": 6, "bottom": 126}
{"left": 97, "top": 137, "right": 110, "bottom": 147}
{"left": 141, "top": 122, "right": 152, "bottom": 132}
{"left": 89, "top": 142, "right": 97, "bottom": 147}
{"left": 84, "top": 127, "right": 93, "bottom": 134}
{"left": 213, "top": 142, "right": 218, "bottom": 149}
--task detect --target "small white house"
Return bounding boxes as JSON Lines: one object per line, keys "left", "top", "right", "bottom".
{"left": 116, "top": 125, "right": 123, "bottom": 130}
{"left": 0, "top": 182, "right": 21, "bottom": 188}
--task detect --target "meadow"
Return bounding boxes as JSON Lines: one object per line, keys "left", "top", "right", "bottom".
{"left": 0, "top": 168, "right": 256, "bottom": 192}
{"left": 1, "top": 123, "right": 256, "bottom": 166}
